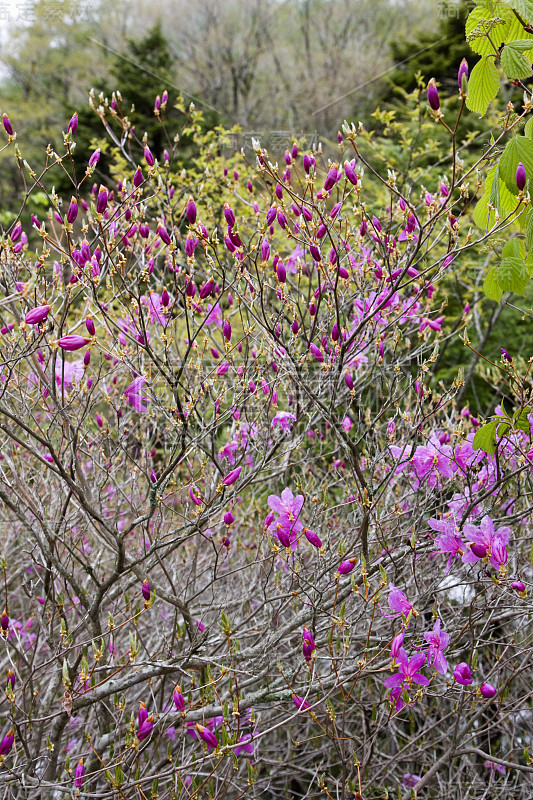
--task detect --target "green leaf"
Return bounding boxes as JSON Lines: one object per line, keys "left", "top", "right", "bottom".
{"left": 525, "top": 117, "right": 533, "bottom": 138}
{"left": 466, "top": 56, "right": 501, "bottom": 115}
{"left": 496, "top": 256, "right": 530, "bottom": 293}
{"left": 473, "top": 420, "right": 499, "bottom": 455}
{"left": 502, "top": 237, "right": 524, "bottom": 258}
{"left": 483, "top": 267, "right": 503, "bottom": 301}
{"left": 501, "top": 44, "right": 533, "bottom": 79}
{"left": 514, "top": 406, "right": 532, "bottom": 432}
{"left": 499, "top": 136, "right": 533, "bottom": 193}
{"left": 526, "top": 208, "right": 533, "bottom": 248}
{"left": 502, "top": 0, "right": 533, "bottom": 24}
{"left": 467, "top": 4, "right": 533, "bottom": 56}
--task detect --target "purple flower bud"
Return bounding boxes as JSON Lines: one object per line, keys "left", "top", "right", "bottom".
{"left": 344, "top": 159, "right": 358, "bottom": 185}
{"left": 338, "top": 557, "right": 357, "bottom": 575}
{"left": 223, "top": 319, "right": 231, "bottom": 341}
{"left": 224, "top": 204, "right": 236, "bottom": 228}
{"left": 134, "top": 167, "right": 143, "bottom": 187}
{"left": 186, "top": 197, "right": 197, "bottom": 225}
{"left": 142, "top": 579, "right": 151, "bottom": 601}
{"left": 222, "top": 466, "right": 241, "bottom": 486}
{"left": 293, "top": 694, "right": 311, "bottom": 711}
{"left": 427, "top": 78, "right": 440, "bottom": 111}
{"left": 453, "top": 662, "right": 473, "bottom": 685}
{"left": 512, "top": 580, "right": 526, "bottom": 592}
{"left": 344, "top": 371, "right": 354, "bottom": 390}
{"left": 137, "top": 715, "right": 154, "bottom": 741}
{"left": 458, "top": 58, "right": 469, "bottom": 90}
{"left": 324, "top": 165, "right": 338, "bottom": 192}
{"left": 303, "top": 154, "right": 312, "bottom": 173}
{"left": 185, "top": 279, "right": 196, "bottom": 298}
{"left": 309, "top": 245, "right": 321, "bottom": 262}
{"left": 2, "top": 114, "right": 13, "bottom": 136}
{"left": 67, "top": 112, "right": 78, "bottom": 134}
{"left": 304, "top": 528, "right": 322, "bottom": 548}
{"left": 0, "top": 730, "right": 14, "bottom": 756}
{"left": 480, "top": 682, "right": 497, "bottom": 699}
{"left": 74, "top": 759, "right": 85, "bottom": 789}
{"left": 25, "top": 304, "right": 50, "bottom": 325}
{"left": 277, "top": 210, "right": 287, "bottom": 229}
{"left": 275, "top": 183, "right": 283, "bottom": 200}
{"left": 58, "top": 335, "right": 89, "bottom": 351}
{"left": 199, "top": 279, "right": 214, "bottom": 300}
{"left": 277, "top": 261, "right": 286, "bottom": 283}
{"left": 266, "top": 206, "right": 277, "bottom": 226}
{"left": 144, "top": 146, "right": 155, "bottom": 167}
{"left": 174, "top": 686, "right": 185, "bottom": 711}
{"left": 0, "top": 610, "right": 8, "bottom": 631}
{"left": 66, "top": 198, "right": 78, "bottom": 224}
{"left": 501, "top": 348, "right": 512, "bottom": 362}
{"left": 96, "top": 187, "right": 108, "bottom": 214}
{"left": 470, "top": 542, "right": 488, "bottom": 559}
{"left": 372, "top": 215, "right": 382, "bottom": 232}
{"left": 84, "top": 350, "right": 91, "bottom": 366}
{"left": 517, "top": 162, "right": 527, "bottom": 192}
{"left": 150, "top": 469, "right": 157, "bottom": 484}
{"left": 157, "top": 225, "right": 171, "bottom": 245}
{"left": 85, "top": 318, "right": 95, "bottom": 336}
{"left": 291, "top": 319, "right": 299, "bottom": 334}
{"left": 88, "top": 148, "right": 100, "bottom": 167}
{"left": 196, "top": 723, "right": 218, "bottom": 749}
{"left": 309, "top": 343, "right": 324, "bottom": 362}
{"left": 390, "top": 630, "right": 404, "bottom": 658}
{"left": 224, "top": 511, "right": 234, "bottom": 526}
{"left": 302, "top": 627, "right": 316, "bottom": 660}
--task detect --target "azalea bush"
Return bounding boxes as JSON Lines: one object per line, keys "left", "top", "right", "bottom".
{"left": 1, "top": 23, "right": 533, "bottom": 798}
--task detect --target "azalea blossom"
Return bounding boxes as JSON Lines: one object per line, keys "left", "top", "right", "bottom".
{"left": 462, "top": 515, "right": 511, "bottom": 565}
{"left": 271, "top": 411, "right": 297, "bottom": 432}
{"left": 124, "top": 377, "right": 150, "bottom": 412}
{"left": 423, "top": 619, "right": 449, "bottom": 674}
{"left": 384, "top": 648, "right": 430, "bottom": 711}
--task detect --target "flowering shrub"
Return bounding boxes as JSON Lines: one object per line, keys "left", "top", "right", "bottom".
{"left": 0, "top": 28, "right": 533, "bottom": 798}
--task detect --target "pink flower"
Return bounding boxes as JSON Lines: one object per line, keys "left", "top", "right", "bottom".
{"left": 388, "top": 584, "right": 413, "bottom": 619}
{"left": 268, "top": 487, "right": 304, "bottom": 521}
{"left": 423, "top": 619, "right": 449, "bottom": 674}
{"left": 384, "top": 648, "right": 430, "bottom": 710}
{"left": 429, "top": 516, "right": 465, "bottom": 573}
{"left": 462, "top": 516, "right": 511, "bottom": 565}
{"left": 271, "top": 412, "right": 297, "bottom": 432}
{"left": 124, "top": 377, "right": 150, "bottom": 412}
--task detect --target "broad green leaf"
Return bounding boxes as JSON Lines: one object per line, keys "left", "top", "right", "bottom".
{"left": 502, "top": 237, "right": 525, "bottom": 258}
{"left": 515, "top": 406, "right": 532, "bottom": 432}
{"left": 499, "top": 135, "right": 533, "bottom": 193}
{"left": 483, "top": 267, "right": 503, "bottom": 301}
{"left": 526, "top": 208, "right": 533, "bottom": 248}
{"left": 497, "top": 421, "right": 511, "bottom": 437}
{"left": 501, "top": 44, "right": 533, "bottom": 78}
{"left": 466, "top": 57, "right": 500, "bottom": 115}
{"left": 473, "top": 420, "right": 499, "bottom": 455}
{"left": 467, "top": 3, "right": 533, "bottom": 56}
{"left": 525, "top": 116, "right": 533, "bottom": 138}
{"left": 502, "top": 0, "right": 533, "bottom": 23}
{"left": 496, "top": 256, "right": 530, "bottom": 293}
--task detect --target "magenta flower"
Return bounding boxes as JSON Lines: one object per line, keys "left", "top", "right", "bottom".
{"left": 427, "top": 78, "right": 440, "bottom": 111}
{"left": 388, "top": 584, "right": 413, "bottom": 619}
{"left": 268, "top": 487, "right": 304, "bottom": 522}
{"left": 25, "top": 304, "right": 50, "bottom": 325}
{"left": 429, "top": 516, "right": 465, "bottom": 573}
{"left": 304, "top": 528, "right": 322, "bottom": 548}
{"left": 390, "top": 630, "right": 404, "bottom": 658}
{"left": 384, "top": 648, "right": 430, "bottom": 709}
{"left": 124, "top": 377, "right": 150, "bottom": 412}
{"left": 222, "top": 466, "right": 241, "bottom": 486}
{"left": 302, "top": 627, "right": 316, "bottom": 661}
{"left": 0, "top": 729, "right": 14, "bottom": 756}
{"left": 74, "top": 759, "right": 85, "bottom": 788}
{"left": 424, "top": 619, "right": 449, "bottom": 674}
{"left": 271, "top": 411, "right": 297, "bottom": 432}
{"left": 173, "top": 686, "right": 185, "bottom": 711}
{"left": 270, "top": 516, "right": 300, "bottom": 550}
{"left": 58, "top": 335, "right": 89, "bottom": 351}
{"left": 234, "top": 734, "right": 254, "bottom": 758}
{"left": 453, "top": 662, "right": 473, "bottom": 685}
{"left": 480, "top": 682, "right": 497, "bottom": 699}
{"left": 309, "top": 343, "right": 324, "bottom": 362}
{"left": 462, "top": 516, "right": 511, "bottom": 565}
{"left": 196, "top": 723, "right": 218, "bottom": 749}
{"left": 137, "top": 714, "right": 154, "bottom": 741}
{"left": 293, "top": 694, "right": 311, "bottom": 711}
{"left": 338, "top": 558, "right": 357, "bottom": 575}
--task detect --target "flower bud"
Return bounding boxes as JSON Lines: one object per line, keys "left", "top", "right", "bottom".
{"left": 479, "top": 682, "right": 497, "bottom": 699}
{"left": 142, "top": 579, "right": 151, "bottom": 601}
{"left": 25, "top": 304, "right": 50, "bottom": 325}
{"left": 427, "top": 78, "right": 440, "bottom": 111}
{"left": 58, "top": 335, "right": 89, "bottom": 351}
{"left": 458, "top": 58, "right": 469, "bottom": 91}
{"left": 67, "top": 112, "right": 78, "bottom": 134}
{"left": 516, "top": 162, "right": 526, "bottom": 192}
{"left": 186, "top": 197, "right": 197, "bottom": 225}
{"left": 2, "top": 114, "right": 13, "bottom": 136}
{"left": 144, "top": 146, "right": 155, "bottom": 167}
